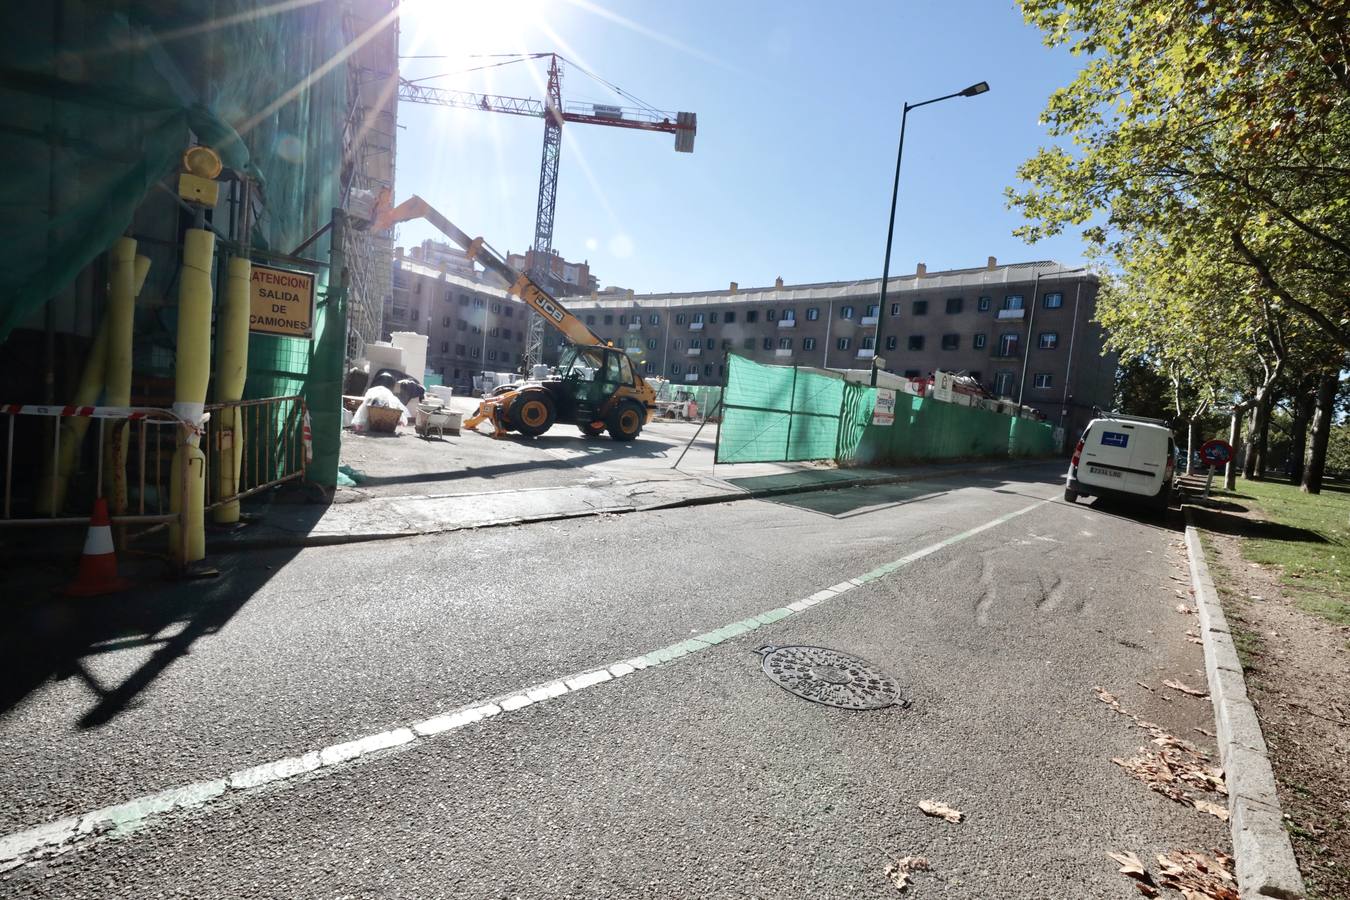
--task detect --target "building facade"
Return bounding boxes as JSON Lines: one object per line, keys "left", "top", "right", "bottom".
{"left": 505, "top": 249, "right": 598, "bottom": 296}
{"left": 384, "top": 253, "right": 528, "bottom": 395}
{"left": 558, "top": 259, "right": 1115, "bottom": 436}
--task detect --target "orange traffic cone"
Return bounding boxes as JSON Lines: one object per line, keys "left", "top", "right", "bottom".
{"left": 64, "top": 498, "right": 130, "bottom": 596}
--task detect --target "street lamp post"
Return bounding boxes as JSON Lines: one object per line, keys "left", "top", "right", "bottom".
{"left": 872, "top": 81, "right": 990, "bottom": 386}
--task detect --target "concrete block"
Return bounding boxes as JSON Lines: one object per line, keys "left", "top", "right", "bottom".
{"left": 608, "top": 662, "right": 636, "bottom": 678}
{"left": 500, "top": 694, "right": 532, "bottom": 712}
{"left": 1215, "top": 699, "right": 1269, "bottom": 765}
{"left": 808, "top": 589, "right": 837, "bottom": 602}
{"left": 1224, "top": 744, "right": 1281, "bottom": 809}
{"left": 1231, "top": 795, "right": 1306, "bottom": 899}
{"left": 565, "top": 670, "right": 612, "bottom": 691}
{"left": 755, "top": 608, "right": 792, "bottom": 625}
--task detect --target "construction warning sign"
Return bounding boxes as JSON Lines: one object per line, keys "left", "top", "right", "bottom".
{"left": 249, "top": 265, "right": 315, "bottom": 338}
{"left": 872, "top": 388, "right": 896, "bottom": 426}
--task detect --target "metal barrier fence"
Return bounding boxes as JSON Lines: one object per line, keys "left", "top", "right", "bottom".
{"left": 201, "top": 395, "right": 306, "bottom": 512}
{"left": 1, "top": 395, "right": 305, "bottom": 530}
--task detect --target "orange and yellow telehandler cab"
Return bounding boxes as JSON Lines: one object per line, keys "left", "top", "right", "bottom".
{"left": 366, "top": 196, "right": 656, "bottom": 441}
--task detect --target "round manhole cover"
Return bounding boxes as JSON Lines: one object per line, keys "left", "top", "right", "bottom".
{"left": 757, "top": 645, "right": 903, "bottom": 710}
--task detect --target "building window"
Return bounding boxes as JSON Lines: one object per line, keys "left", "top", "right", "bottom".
{"left": 674, "top": 339, "right": 683, "bottom": 350}
{"left": 861, "top": 335, "right": 875, "bottom": 350}
{"left": 885, "top": 335, "right": 897, "bottom": 350}
{"left": 941, "top": 334, "right": 959, "bottom": 351}
{"left": 762, "top": 337, "right": 773, "bottom": 350}
{"left": 912, "top": 300, "right": 928, "bottom": 315}
{"left": 676, "top": 314, "right": 686, "bottom": 325}
{"left": 585, "top": 315, "right": 596, "bottom": 325}
{"left": 603, "top": 314, "right": 614, "bottom": 325}
{"left": 487, "top": 349, "right": 498, "bottom": 361}
{"left": 649, "top": 313, "right": 660, "bottom": 325}
{"left": 489, "top": 327, "right": 500, "bottom": 338}
{"left": 411, "top": 308, "right": 420, "bottom": 322}
{"left": 502, "top": 352, "right": 511, "bottom": 363}
{"left": 743, "top": 337, "right": 756, "bottom": 350}
{"left": 746, "top": 310, "right": 758, "bottom": 323}
{"left": 722, "top": 339, "right": 732, "bottom": 349}
{"left": 867, "top": 304, "right": 880, "bottom": 318}
{"left": 471, "top": 325, "right": 481, "bottom": 335}
{"left": 644, "top": 361, "right": 654, "bottom": 374}
{"left": 709, "top": 311, "right": 719, "bottom": 324}
{"left": 459, "top": 295, "right": 470, "bottom": 307}
{"left": 840, "top": 305, "right": 854, "bottom": 319}
{"left": 945, "top": 297, "right": 963, "bottom": 314}
{"left": 998, "top": 333, "right": 1020, "bottom": 356}
{"left": 718, "top": 364, "right": 725, "bottom": 377}
{"left": 1043, "top": 292, "right": 1063, "bottom": 309}
{"left": 687, "top": 363, "right": 697, "bottom": 374}
{"left": 502, "top": 328, "right": 511, "bottom": 340}
{"left": 475, "top": 297, "right": 485, "bottom": 308}
{"left": 440, "top": 341, "right": 449, "bottom": 352}
{"left": 908, "top": 335, "right": 925, "bottom": 351}
{"left": 693, "top": 312, "right": 704, "bottom": 323}
{"left": 442, "top": 316, "right": 451, "bottom": 327}
{"left": 491, "top": 302, "right": 501, "bottom": 313}
{"left": 803, "top": 337, "right": 816, "bottom": 350}
{"left": 782, "top": 308, "right": 795, "bottom": 321}
{"left": 837, "top": 337, "right": 851, "bottom": 351}
{"left": 779, "top": 337, "right": 792, "bottom": 349}
{"left": 504, "top": 307, "right": 513, "bottom": 318}
{"left": 690, "top": 337, "right": 700, "bottom": 349}
{"left": 457, "top": 319, "right": 467, "bottom": 331}
{"left": 671, "top": 363, "right": 681, "bottom": 375}
{"left": 890, "top": 302, "right": 901, "bottom": 316}
{"left": 619, "top": 314, "right": 627, "bottom": 325}
{"left": 973, "top": 333, "right": 987, "bottom": 350}
{"left": 703, "top": 364, "right": 713, "bottom": 376}
{"left": 1039, "top": 331, "right": 1059, "bottom": 349}
{"left": 766, "top": 308, "right": 777, "bottom": 321}
{"left": 994, "top": 371, "right": 1014, "bottom": 395}
{"left": 1004, "top": 295, "right": 1024, "bottom": 310}
{"left": 471, "top": 347, "right": 481, "bottom": 359}
{"left": 724, "top": 311, "right": 736, "bottom": 324}
{"left": 456, "top": 344, "right": 466, "bottom": 356}
{"left": 806, "top": 307, "right": 819, "bottom": 321}
{"left": 978, "top": 296, "right": 991, "bottom": 311}
{"left": 647, "top": 338, "right": 657, "bottom": 350}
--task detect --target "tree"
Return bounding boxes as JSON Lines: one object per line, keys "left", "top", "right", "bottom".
{"left": 1114, "top": 359, "right": 1174, "bottom": 421}
{"left": 1010, "top": 0, "right": 1350, "bottom": 355}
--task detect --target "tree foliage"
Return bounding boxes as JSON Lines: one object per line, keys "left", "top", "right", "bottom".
{"left": 1010, "top": 0, "right": 1350, "bottom": 351}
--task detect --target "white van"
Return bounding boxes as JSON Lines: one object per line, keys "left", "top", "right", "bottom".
{"left": 1064, "top": 414, "right": 1175, "bottom": 509}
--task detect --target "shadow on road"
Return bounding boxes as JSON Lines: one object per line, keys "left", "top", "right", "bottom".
{"left": 0, "top": 534, "right": 300, "bottom": 729}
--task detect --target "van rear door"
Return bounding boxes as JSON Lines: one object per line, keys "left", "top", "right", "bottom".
{"left": 1078, "top": 422, "right": 1166, "bottom": 496}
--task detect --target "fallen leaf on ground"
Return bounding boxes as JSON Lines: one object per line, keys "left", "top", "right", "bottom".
{"left": 1192, "top": 799, "right": 1230, "bottom": 821}
{"left": 918, "top": 800, "right": 963, "bottom": 823}
{"left": 1108, "top": 850, "right": 1149, "bottom": 877}
{"left": 1155, "top": 850, "right": 1237, "bottom": 899}
{"left": 1176, "top": 604, "right": 1196, "bottom": 615}
{"left": 1163, "top": 679, "right": 1210, "bottom": 699}
{"left": 1137, "top": 681, "right": 1154, "bottom": 692}
{"left": 1187, "top": 636, "right": 1204, "bottom": 645}
{"left": 884, "top": 856, "right": 930, "bottom": 892}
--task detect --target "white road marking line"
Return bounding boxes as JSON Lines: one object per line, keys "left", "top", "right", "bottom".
{"left": 0, "top": 499, "right": 1049, "bottom": 869}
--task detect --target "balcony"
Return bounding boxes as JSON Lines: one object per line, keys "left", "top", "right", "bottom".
{"left": 856, "top": 348, "right": 876, "bottom": 359}
{"left": 777, "top": 318, "right": 796, "bottom": 328}
{"left": 627, "top": 322, "right": 641, "bottom": 331}
{"left": 996, "top": 308, "right": 1025, "bottom": 320}
{"left": 684, "top": 373, "right": 699, "bottom": 382}
{"left": 688, "top": 321, "right": 704, "bottom": 330}
{"left": 686, "top": 347, "right": 702, "bottom": 357}
{"left": 860, "top": 315, "right": 879, "bottom": 326}
{"left": 774, "top": 348, "right": 793, "bottom": 358}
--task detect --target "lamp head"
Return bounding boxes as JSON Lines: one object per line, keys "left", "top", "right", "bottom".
{"left": 960, "top": 81, "right": 990, "bottom": 97}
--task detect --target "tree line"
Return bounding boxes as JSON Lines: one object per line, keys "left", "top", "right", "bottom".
{"left": 1009, "top": 0, "right": 1348, "bottom": 493}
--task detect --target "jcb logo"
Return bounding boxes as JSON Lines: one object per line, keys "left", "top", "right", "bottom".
{"left": 535, "top": 294, "right": 565, "bottom": 323}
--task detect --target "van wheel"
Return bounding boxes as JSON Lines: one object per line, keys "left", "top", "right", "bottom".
{"left": 607, "top": 402, "right": 644, "bottom": 442}
{"left": 1063, "top": 489, "right": 1078, "bottom": 503}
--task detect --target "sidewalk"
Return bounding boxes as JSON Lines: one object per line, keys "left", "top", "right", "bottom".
{"left": 209, "top": 409, "right": 1054, "bottom": 550}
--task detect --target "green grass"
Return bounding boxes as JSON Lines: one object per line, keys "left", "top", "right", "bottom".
{"left": 1233, "top": 478, "right": 1350, "bottom": 626}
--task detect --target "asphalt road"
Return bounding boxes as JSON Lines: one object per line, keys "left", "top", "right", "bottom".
{"left": 0, "top": 464, "right": 1225, "bottom": 898}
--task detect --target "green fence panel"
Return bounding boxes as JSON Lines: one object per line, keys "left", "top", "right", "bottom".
{"left": 718, "top": 355, "right": 843, "bottom": 463}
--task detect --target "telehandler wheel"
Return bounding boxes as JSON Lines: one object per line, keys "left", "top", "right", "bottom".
{"left": 607, "top": 401, "right": 644, "bottom": 442}
{"left": 512, "top": 390, "right": 556, "bottom": 437}
{"left": 579, "top": 421, "right": 605, "bottom": 438}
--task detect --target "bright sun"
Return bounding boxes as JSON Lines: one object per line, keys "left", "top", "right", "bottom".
{"left": 401, "top": 0, "right": 554, "bottom": 67}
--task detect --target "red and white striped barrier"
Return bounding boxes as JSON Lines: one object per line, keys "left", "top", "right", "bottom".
{"left": 0, "top": 403, "right": 164, "bottom": 420}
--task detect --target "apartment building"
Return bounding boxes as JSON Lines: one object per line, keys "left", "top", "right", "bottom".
{"left": 383, "top": 253, "right": 528, "bottom": 395}
{"left": 558, "top": 259, "right": 1115, "bottom": 436}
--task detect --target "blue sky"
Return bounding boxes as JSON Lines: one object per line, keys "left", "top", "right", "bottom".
{"left": 393, "top": 0, "right": 1087, "bottom": 293}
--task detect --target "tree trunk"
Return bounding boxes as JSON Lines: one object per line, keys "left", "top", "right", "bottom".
{"left": 1288, "top": 388, "right": 1316, "bottom": 484}
{"left": 1186, "top": 418, "right": 1199, "bottom": 475}
{"left": 1243, "top": 386, "right": 1273, "bottom": 479}
{"left": 1224, "top": 408, "right": 1242, "bottom": 491}
{"left": 1301, "top": 372, "right": 1338, "bottom": 494}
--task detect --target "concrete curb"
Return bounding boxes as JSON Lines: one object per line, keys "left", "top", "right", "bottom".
{"left": 207, "top": 458, "right": 1050, "bottom": 553}
{"left": 1184, "top": 514, "right": 1305, "bottom": 900}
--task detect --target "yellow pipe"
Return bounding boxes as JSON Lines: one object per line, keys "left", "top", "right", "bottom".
{"left": 212, "top": 257, "right": 251, "bottom": 524}
{"left": 169, "top": 229, "right": 214, "bottom": 563}
{"left": 100, "top": 239, "right": 139, "bottom": 516}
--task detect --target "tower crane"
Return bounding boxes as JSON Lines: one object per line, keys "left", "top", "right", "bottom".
{"left": 396, "top": 53, "right": 697, "bottom": 369}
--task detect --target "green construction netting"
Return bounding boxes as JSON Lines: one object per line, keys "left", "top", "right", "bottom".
{"left": 717, "top": 355, "right": 1059, "bottom": 465}
{"left": 1, "top": 1, "right": 353, "bottom": 484}
{"left": 717, "top": 355, "right": 844, "bottom": 463}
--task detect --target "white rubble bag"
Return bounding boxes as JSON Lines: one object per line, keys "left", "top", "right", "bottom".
{"left": 350, "top": 385, "right": 409, "bottom": 432}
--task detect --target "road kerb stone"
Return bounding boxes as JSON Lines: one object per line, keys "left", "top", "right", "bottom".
{"left": 1184, "top": 519, "right": 1305, "bottom": 899}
